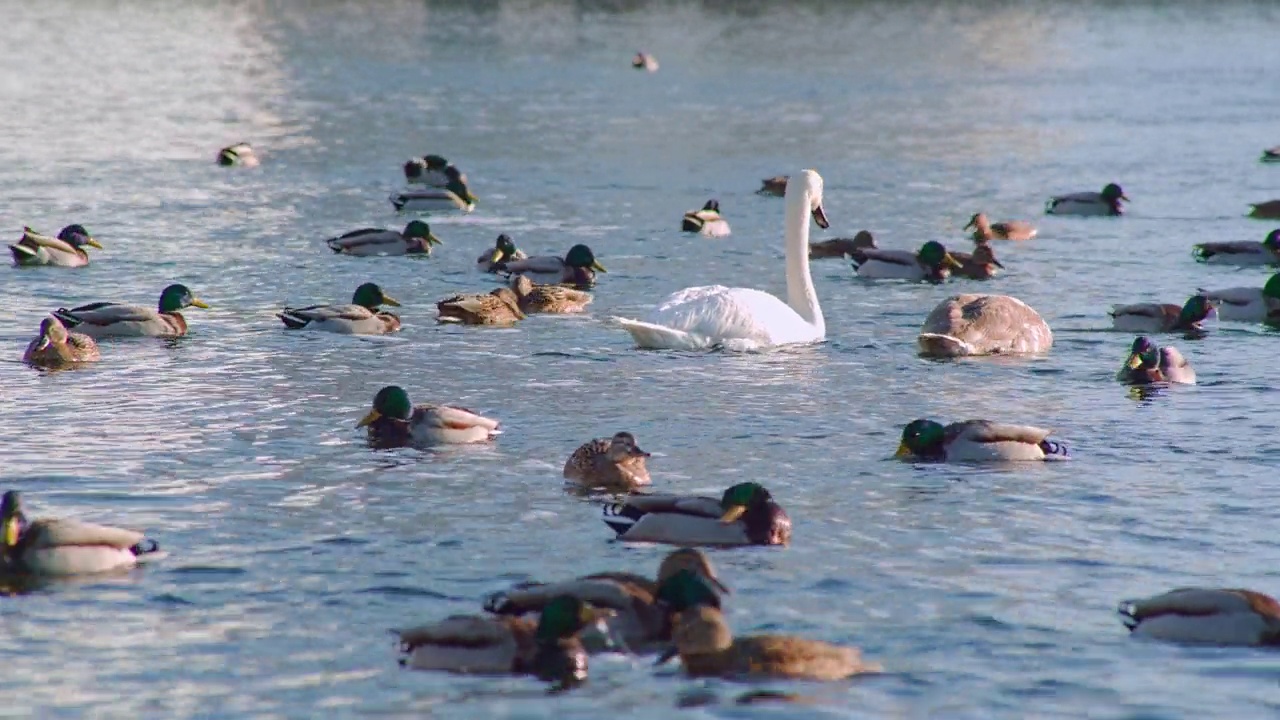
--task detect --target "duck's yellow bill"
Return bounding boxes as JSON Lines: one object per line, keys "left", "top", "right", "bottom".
{"left": 1126, "top": 353, "right": 1144, "bottom": 369}
{"left": 2, "top": 517, "right": 18, "bottom": 547}
{"left": 488, "top": 248, "right": 503, "bottom": 263}
{"left": 382, "top": 295, "right": 402, "bottom": 307}
{"left": 356, "top": 409, "right": 381, "bottom": 428}
{"left": 428, "top": 233, "right": 443, "bottom": 246}
{"left": 944, "top": 254, "right": 963, "bottom": 269}
{"left": 191, "top": 298, "right": 210, "bottom": 309}
{"left": 894, "top": 442, "right": 913, "bottom": 458}
{"left": 592, "top": 261, "right": 607, "bottom": 273}
{"left": 719, "top": 505, "right": 747, "bottom": 524}
{"left": 86, "top": 238, "right": 104, "bottom": 249}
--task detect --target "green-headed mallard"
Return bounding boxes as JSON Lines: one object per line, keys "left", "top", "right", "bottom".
{"left": 403, "top": 154, "right": 452, "bottom": 186}
{"left": 563, "top": 432, "right": 650, "bottom": 490}
{"left": 484, "top": 548, "right": 729, "bottom": 654}
{"left": 1117, "top": 336, "right": 1195, "bottom": 385}
{"left": 654, "top": 571, "right": 880, "bottom": 680}
{"left": 1118, "top": 588, "right": 1280, "bottom": 646}
{"left": 895, "top": 419, "right": 1069, "bottom": 462}
{"left": 966, "top": 212, "right": 1037, "bottom": 241}
{"left": 809, "top": 230, "right": 876, "bottom": 260}
{"left": 499, "top": 244, "right": 606, "bottom": 285}
{"left": 325, "top": 221, "right": 441, "bottom": 257}
{"left": 1193, "top": 230, "right": 1280, "bottom": 266}
{"left": 396, "top": 594, "right": 611, "bottom": 690}
{"left": 10, "top": 225, "right": 102, "bottom": 267}
{"left": 602, "top": 482, "right": 790, "bottom": 547}
{"left": 478, "top": 234, "right": 527, "bottom": 273}
{"left": 1109, "top": 294, "right": 1216, "bottom": 333}
{"left": 1263, "top": 147, "right": 1280, "bottom": 163}
{"left": 757, "top": 175, "right": 788, "bottom": 197}
{"left": 1045, "top": 183, "right": 1127, "bottom": 216}
{"left": 951, "top": 242, "right": 1005, "bottom": 280}
{"left": 1197, "top": 273, "right": 1280, "bottom": 322}
{"left": 217, "top": 142, "right": 258, "bottom": 167}
{"left": 436, "top": 287, "right": 524, "bottom": 325}
{"left": 632, "top": 51, "right": 659, "bottom": 72}
{"left": 278, "top": 282, "right": 401, "bottom": 335}
{"left": 357, "top": 385, "right": 501, "bottom": 447}
{"left": 682, "top": 200, "right": 731, "bottom": 238}
{"left": 917, "top": 294, "right": 1053, "bottom": 357}
{"left": 510, "top": 274, "right": 593, "bottom": 314}
{"left": 1, "top": 490, "right": 164, "bottom": 576}
{"left": 390, "top": 166, "right": 476, "bottom": 213}
{"left": 52, "top": 284, "right": 209, "bottom": 338}
{"left": 1249, "top": 200, "right": 1280, "bottom": 220}
{"left": 852, "top": 240, "right": 963, "bottom": 282}
{"left": 23, "top": 316, "right": 100, "bottom": 368}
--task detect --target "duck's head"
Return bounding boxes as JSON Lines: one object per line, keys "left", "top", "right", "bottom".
{"left": 918, "top": 241, "right": 963, "bottom": 271}
{"left": 1176, "top": 294, "right": 1216, "bottom": 327}
{"left": 58, "top": 224, "right": 102, "bottom": 250}
{"left": 656, "top": 549, "right": 730, "bottom": 595}
{"left": 605, "top": 432, "right": 651, "bottom": 463}
{"left": 1125, "top": 336, "right": 1160, "bottom": 371}
{"left": 444, "top": 166, "right": 476, "bottom": 202}
{"left": 1102, "top": 183, "right": 1129, "bottom": 203}
{"left": 702, "top": 199, "right": 721, "bottom": 213}
{"left": 217, "top": 143, "right": 254, "bottom": 166}
{"left": 655, "top": 569, "right": 724, "bottom": 613}
{"left": 531, "top": 595, "right": 612, "bottom": 689}
{"left": 158, "top": 284, "right": 209, "bottom": 313}
{"left": 535, "top": 594, "right": 613, "bottom": 643}
{"left": 1263, "top": 273, "right": 1280, "bottom": 301}
{"left": 358, "top": 385, "right": 413, "bottom": 428}
{"left": 971, "top": 243, "right": 1004, "bottom": 268}
{"left": 1, "top": 490, "right": 26, "bottom": 549}
{"left": 851, "top": 230, "right": 876, "bottom": 249}
{"left": 719, "top": 482, "right": 773, "bottom": 524}
{"left": 33, "top": 316, "right": 69, "bottom": 351}
{"left": 488, "top": 234, "right": 518, "bottom": 264}
{"left": 423, "top": 154, "right": 449, "bottom": 170}
{"left": 352, "top": 282, "right": 400, "bottom": 310}
{"left": 897, "top": 419, "right": 946, "bottom": 458}
{"left": 565, "top": 244, "right": 606, "bottom": 273}
{"left": 1264, "top": 230, "right": 1280, "bottom": 254}
{"left": 964, "top": 213, "right": 988, "bottom": 231}
{"left": 403, "top": 221, "right": 441, "bottom": 247}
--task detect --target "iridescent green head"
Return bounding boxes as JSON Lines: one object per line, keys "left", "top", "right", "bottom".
{"left": 1102, "top": 183, "right": 1128, "bottom": 202}
{"left": 158, "top": 284, "right": 209, "bottom": 313}
{"left": 1177, "top": 294, "right": 1214, "bottom": 325}
{"left": 1, "top": 490, "right": 25, "bottom": 548}
{"left": 654, "top": 569, "right": 723, "bottom": 613}
{"left": 565, "top": 244, "right": 606, "bottom": 273}
{"left": 357, "top": 385, "right": 413, "bottom": 428}
{"left": 1264, "top": 230, "right": 1280, "bottom": 252}
{"left": 534, "top": 595, "right": 608, "bottom": 642}
{"left": 896, "top": 419, "right": 946, "bottom": 458}
{"left": 351, "top": 283, "right": 400, "bottom": 309}
{"left": 496, "top": 234, "right": 517, "bottom": 257}
{"left": 1126, "top": 336, "right": 1159, "bottom": 370}
{"left": 719, "top": 482, "right": 770, "bottom": 523}
{"left": 403, "top": 221, "right": 440, "bottom": 246}
{"left": 1264, "top": 273, "right": 1280, "bottom": 301}
{"left": 917, "top": 241, "right": 962, "bottom": 270}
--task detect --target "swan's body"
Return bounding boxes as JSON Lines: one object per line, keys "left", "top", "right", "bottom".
{"left": 917, "top": 294, "right": 1052, "bottom": 357}
{"left": 612, "top": 170, "right": 828, "bottom": 351}
{"left": 1197, "top": 274, "right": 1280, "bottom": 322}
{"left": 1119, "top": 588, "right": 1280, "bottom": 646}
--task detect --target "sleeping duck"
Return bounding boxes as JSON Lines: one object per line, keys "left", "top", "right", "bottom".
{"left": 917, "top": 294, "right": 1053, "bottom": 357}
{"left": 1045, "top": 183, "right": 1127, "bottom": 216}
{"left": 402, "top": 154, "right": 452, "bottom": 186}
{"left": 602, "top": 482, "right": 790, "bottom": 547}
{"left": 217, "top": 142, "right": 259, "bottom": 167}
{"left": 1, "top": 490, "right": 164, "bottom": 576}
{"left": 1197, "top": 273, "right": 1280, "bottom": 322}
{"left": 436, "top": 287, "right": 524, "bottom": 325}
{"left": 325, "top": 221, "right": 441, "bottom": 256}
{"left": 1109, "top": 294, "right": 1216, "bottom": 333}
{"left": 357, "top": 385, "right": 501, "bottom": 448}
{"left": 852, "top": 241, "right": 963, "bottom": 282}
{"left": 390, "top": 166, "right": 477, "bottom": 213}
{"left": 809, "top": 230, "right": 876, "bottom": 260}
{"left": 499, "top": 244, "right": 606, "bottom": 285}
{"left": 23, "top": 316, "right": 100, "bottom": 368}
{"left": 966, "top": 212, "right": 1037, "bottom": 241}
{"left": 1117, "top": 336, "right": 1196, "bottom": 385}
{"left": 895, "top": 419, "right": 1069, "bottom": 462}
{"left": 951, "top": 243, "right": 1005, "bottom": 280}
{"left": 1192, "top": 230, "right": 1280, "bottom": 266}
{"left": 563, "top": 432, "right": 650, "bottom": 490}
{"left": 278, "top": 282, "right": 401, "bottom": 335}
{"left": 510, "top": 274, "right": 593, "bottom": 314}
{"left": 1118, "top": 588, "right": 1280, "bottom": 646}
{"left": 52, "top": 284, "right": 209, "bottom": 338}
{"left": 682, "top": 200, "right": 731, "bottom": 238}
{"left": 10, "top": 225, "right": 102, "bottom": 267}
{"left": 477, "top": 234, "right": 527, "bottom": 273}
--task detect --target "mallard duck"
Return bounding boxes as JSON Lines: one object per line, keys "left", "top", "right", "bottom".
{"left": 917, "top": 294, "right": 1053, "bottom": 357}
{"left": 1197, "top": 273, "right": 1280, "bottom": 322}
{"left": 966, "top": 212, "right": 1037, "bottom": 241}
{"left": 10, "top": 225, "right": 102, "bottom": 267}
{"left": 390, "top": 166, "right": 476, "bottom": 213}
{"left": 1118, "top": 588, "right": 1280, "bottom": 646}
{"left": 1045, "top": 183, "right": 1127, "bottom": 216}
{"left": 1, "top": 490, "right": 164, "bottom": 576}
{"left": 484, "top": 548, "right": 728, "bottom": 654}
{"left": 563, "top": 432, "right": 651, "bottom": 490}
{"left": 510, "top": 274, "right": 593, "bottom": 314}
{"left": 1263, "top": 147, "right": 1280, "bottom": 163}
{"left": 852, "top": 241, "right": 964, "bottom": 282}
{"left": 895, "top": 419, "right": 1069, "bottom": 462}
{"left": 682, "top": 200, "right": 731, "bottom": 238}
{"left": 602, "top": 482, "right": 790, "bottom": 547}
{"left": 1248, "top": 200, "right": 1280, "bottom": 220}
{"left": 395, "top": 595, "right": 611, "bottom": 690}
{"left": 632, "top": 51, "right": 658, "bottom": 72}
{"left": 278, "top": 282, "right": 401, "bottom": 335}
{"left": 403, "top": 154, "right": 451, "bottom": 185}
{"left": 1117, "top": 336, "right": 1196, "bottom": 385}
{"left": 357, "top": 385, "right": 501, "bottom": 447}
{"left": 217, "top": 142, "right": 258, "bottom": 167}
{"left": 1192, "top": 230, "right": 1280, "bottom": 266}
{"left": 1109, "top": 294, "right": 1216, "bottom": 333}
{"left": 52, "top": 284, "right": 209, "bottom": 339}
{"left": 325, "top": 221, "right": 441, "bottom": 257}
{"left": 499, "top": 244, "right": 606, "bottom": 285}
{"left": 809, "top": 230, "right": 875, "bottom": 260}
{"left": 23, "top": 316, "right": 100, "bottom": 368}
{"left": 436, "top": 287, "right": 524, "bottom": 325}
{"left": 477, "top": 234, "right": 527, "bottom": 273}
{"left": 654, "top": 571, "right": 880, "bottom": 680}
{"left": 757, "top": 175, "right": 789, "bottom": 197}
{"left": 951, "top": 242, "right": 1004, "bottom": 280}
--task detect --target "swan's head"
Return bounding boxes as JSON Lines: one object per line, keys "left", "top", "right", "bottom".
{"left": 787, "top": 169, "right": 828, "bottom": 228}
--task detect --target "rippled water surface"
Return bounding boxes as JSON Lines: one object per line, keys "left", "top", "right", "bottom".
{"left": 4, "top": 1, "right": 1280, "bottom": 717}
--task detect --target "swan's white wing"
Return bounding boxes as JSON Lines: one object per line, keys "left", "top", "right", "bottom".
{"left": 635, "top": 285, "right": 814, "bottom": 349}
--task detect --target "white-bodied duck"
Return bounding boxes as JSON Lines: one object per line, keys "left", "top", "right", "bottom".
{"left": 1045, "top": 183, "right": 1127, "bottom": 216}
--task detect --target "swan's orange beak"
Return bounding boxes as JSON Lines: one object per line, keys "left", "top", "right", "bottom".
{"left": 812, "top": 204, "right": 829, "bottom": 229}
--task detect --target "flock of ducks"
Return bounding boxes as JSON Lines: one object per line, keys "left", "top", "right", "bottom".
{"left": 9, "top": 129, "right": 1280, "bottom": 699}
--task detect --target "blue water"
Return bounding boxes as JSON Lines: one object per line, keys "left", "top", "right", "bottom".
{"left": 3, "top": 1, "right": 1280, "bottom": 717}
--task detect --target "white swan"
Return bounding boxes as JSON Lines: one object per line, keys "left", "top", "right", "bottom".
{"left": 612, "top": 170, "right": 828, "bottom": 351}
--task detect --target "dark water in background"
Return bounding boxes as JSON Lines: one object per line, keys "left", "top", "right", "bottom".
{"left": 2, "top": 1, "right": 1280, "bottom": 717}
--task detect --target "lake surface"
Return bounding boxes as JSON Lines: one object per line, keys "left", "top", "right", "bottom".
{"left": 3, "top": 1, "right": 1280, "bottom": 717}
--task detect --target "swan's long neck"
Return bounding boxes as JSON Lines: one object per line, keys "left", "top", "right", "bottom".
{"left": 783, "top": 188, "right": 824, "bottom": 333}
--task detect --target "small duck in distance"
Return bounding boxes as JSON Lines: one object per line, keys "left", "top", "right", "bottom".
{"left": 682, "top": 199, "right": 731, "bottom": 237}
{"left": 1118, "top": 588, "right": 1280, "bottom": 646}
{"left": 278, "top": 282, "right": 402, "bottom": 335}
{"left": 563, "top": 432, "right": 650, "bottom": 490}
{"left": 951, "top": 242, "right": 1005, "bottom": 280}
{"left": 499, "top": 244, "right": 606, "bottom": 286}
{"left": 325, "top": 221, "right": 442, "bottom": 257}
{"left": 632, "top": 51, "right": 658, "bottom": 72}
{"left": 477, "top": 234, "right": 527, "bottom": 273}
{"left": 1117, "top": 336, "right": 1196, "bottom": 385}
{"left": 390, "top": 166, "right": 476, "bottom": 213}
{"left": 1192, "top": 230, "right": 1280, "bottom": 266}
{"left": 757, "top": 175, "right": 789, "bottom": 196}
{"left": 403, "top": 154, "right": 452, "bottom": 186}
{"left": 851, "top": 240, "right": 963, "bottom": 282}
{"left": 217, "top": 142, "right": 259, "bottom": 167}
{"left": 1109, "top": 294, "right": 1216, "bottom": 333}
{"left": 1262, "top": 147, "right": 1280, "bottom": 163}
{"left": 1247, "top": 200, "right": 1280, "bottom": 220}
{"left": 1045, "top": 183, "right": 1127, "bottom": 216}
{"left": 9, "top": 225, "right": 102, "bottom": 267}
{"left": 966, "top": 212, "right": 1037, "bottom": 241}
{"left": 809, "top": 230, "right": 876, "bottom": 260}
